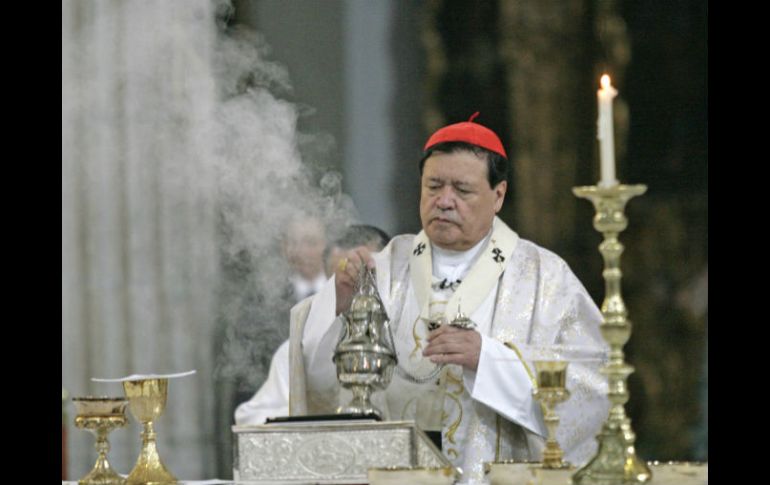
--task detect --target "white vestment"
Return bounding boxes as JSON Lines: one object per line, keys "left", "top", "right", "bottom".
{"left": 289, "top": 217, "right": 609, "bottom": 484}
{"left": 234, "top": 339, "right": 290, "bottom": 425}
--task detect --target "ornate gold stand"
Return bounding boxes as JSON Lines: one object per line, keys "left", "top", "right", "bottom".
{"left": 533, "top": 361, "right": 572, "bottom": 469}
{"left": 72, "top": 397, "right": 129, "bottom": 485}
{"left": 571, "top": 184, "right": 652, "bottom": 484}
{"left": 123, "top": 378, "right": 177, "bottom": 485}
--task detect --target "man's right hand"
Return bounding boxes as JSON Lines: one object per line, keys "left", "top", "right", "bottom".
{"left": 334, "top": 246, "right": 376, "bottom": 315}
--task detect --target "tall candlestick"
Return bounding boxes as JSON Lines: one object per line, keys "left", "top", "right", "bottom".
{"left": 597, "top": 74, "right": 618, "bottom": 187}
{"left": 572, "top": 183, "right": 651, "bottom": 484}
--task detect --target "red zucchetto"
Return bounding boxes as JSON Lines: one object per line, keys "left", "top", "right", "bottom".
{"left": 423, "top": 112, "right": 507, "bottom": 158}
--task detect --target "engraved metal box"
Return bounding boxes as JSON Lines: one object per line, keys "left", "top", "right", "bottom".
{"left": 233, "top": 420, "right": 452, "bottom": 484}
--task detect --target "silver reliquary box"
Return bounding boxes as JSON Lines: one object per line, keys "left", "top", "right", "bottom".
{"left": 233, "top": 419, "right": 452, "bottom": 484}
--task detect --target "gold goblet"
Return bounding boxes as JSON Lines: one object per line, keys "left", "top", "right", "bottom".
{"left": 532, "top": 361, "right": 571, "bottom": 469}
{"left": 122, "top": 378, "right": 177, "bottom": 485}
{"left": 72, "top": 396, "right": 129, "bottom": 485}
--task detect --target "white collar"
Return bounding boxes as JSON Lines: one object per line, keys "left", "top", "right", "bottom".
{"left": 410, "top": 216, "right": 520, "bottom": 319}
{"left": 431, "top": 230, "right": 492, "bottom": 282}
{"left": 290, "top": 272, "right": 327, "bottom": 300}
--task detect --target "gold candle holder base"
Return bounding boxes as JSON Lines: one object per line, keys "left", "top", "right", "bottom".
{"left": 123, "top": 378, "right": 177, "bottom": 485}
{"left": 72, "top": 397, "right": 129, "bottom": 485}
{"left": 571, "top": 184, "right": 651, "bottom": 484}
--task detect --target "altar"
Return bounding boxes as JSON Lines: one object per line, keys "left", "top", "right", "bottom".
{"left": 232, "top": 420, "right": 451, "bottom": 483}
{"left": 62, "top": 460, "right": 707, "bottom": 485}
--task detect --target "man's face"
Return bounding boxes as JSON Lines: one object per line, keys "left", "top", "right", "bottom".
{"left": 419, "top": 150, "right": 506, "bottom": 251}
{"left": 284, "top": 217, "right": 326, "bottom": 280}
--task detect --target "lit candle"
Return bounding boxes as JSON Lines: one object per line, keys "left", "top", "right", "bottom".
{"left": 597, "top": 74, "right": 618, "bottom": 187}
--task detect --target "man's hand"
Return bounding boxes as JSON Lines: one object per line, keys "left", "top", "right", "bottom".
{"left": 423, "top": 325, "right": 481, "bottom": 371}
{"left": 334, "top": 246, "right": 376, "bottom": 315}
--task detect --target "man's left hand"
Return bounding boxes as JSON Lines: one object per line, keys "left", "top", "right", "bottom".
{"left": 423, "top": 325, "right": 481, "bottom": 371}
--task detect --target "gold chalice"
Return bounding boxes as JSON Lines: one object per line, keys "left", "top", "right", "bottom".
{"left": 122, "top": 378, "right": 177, "bottom": 485}
{"left": 532, "top": 360, "right": 571, "bottom": 469}
{"left": 72, "top": 396, "right": 129, "bottom": 485}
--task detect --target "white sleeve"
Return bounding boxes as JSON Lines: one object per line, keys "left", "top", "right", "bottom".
{"left": 301, "top": 274, "right": 337, "bottom": 357}
{"left": 463, "top": 334, "right": 547, "bottom": 437}
{"left": 234, "top": 340, "right": 291, "bottom": 425}
{"left": 301, "top": 275, "right": 343, "bottom": 396}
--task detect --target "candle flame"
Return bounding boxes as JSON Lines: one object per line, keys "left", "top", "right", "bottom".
{"left": 600, "top": 74, "right": 611, "bottom": 89}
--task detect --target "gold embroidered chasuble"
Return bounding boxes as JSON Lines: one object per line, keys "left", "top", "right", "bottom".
{"left": 289, "top": 217, "right": 609, "bottom": 483}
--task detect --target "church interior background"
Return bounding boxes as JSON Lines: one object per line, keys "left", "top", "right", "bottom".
{"left": 62, "top": 0, "right": 707, "bottom": 480}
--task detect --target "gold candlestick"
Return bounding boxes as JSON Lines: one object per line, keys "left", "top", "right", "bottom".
{"left": 572, "top": 184, "right": 652, "bottom": 484}
{"left": 532, "top": 360, "right": 571, "bottom": 469}
{"left": 123, "top": 378, "right": 177, "bottom": 485}
{"left": 72, "top": 396, "right": 129, "bottom": 485}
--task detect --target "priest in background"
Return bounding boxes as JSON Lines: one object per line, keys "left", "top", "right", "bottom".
{"left": 283, "top": 214, "right": 328, "bottom": 304}
{"left": 235, "top": 224, "right": 391, "bottom": 426}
